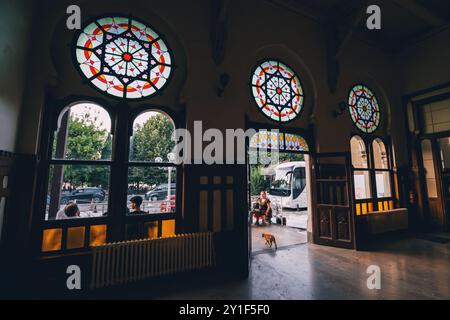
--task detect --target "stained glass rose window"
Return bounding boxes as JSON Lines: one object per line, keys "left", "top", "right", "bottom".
{"left": 75, "top": 16, "right": 172, "bottom": 99}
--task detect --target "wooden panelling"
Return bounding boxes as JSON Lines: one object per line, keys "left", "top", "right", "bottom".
{"left": 213, "top": 190, "right": 222, "bottom": 232}
{"left": 199, "top": 191, "right": 208, "bottom": 231}
{"left": 336, "top": 208, "right": 350, "bottom": 241}
{"left": 313, "top": 154, "right": 355, "bottom": 249}
{"left": 161, "top": 219, "right": 176, "bottom": 237}
{"left": 89, "top": 225, "right": 107, "bottom": 247}
{"left": 357, "top": 208, "right": 409, "bottom": 235}
{"left": 226, "top": 189, "right": 234, "bottom": 231}
{"left": 185, "top": 165, "right": 246, "bottom": 234}
{"left": 66, "top": 226, "right": 85, "bottom": 249}
{"left": 144, "top": 221, "right": 158, "bottom": 239}
{"left": 0, "top": 152, "right": 14, "bottom": 245}
{"left": 42, "top": 229, "right": 62, "bottom": 252}
{"left": 318, "top": 207, "right": 332, "bottom": 239}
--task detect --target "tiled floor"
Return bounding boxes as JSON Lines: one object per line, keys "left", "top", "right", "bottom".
{"left": 281, "top": 211, "right": 308, "bottom": 229}
{"left": 251, "top": 223, "right": 307, "bottom": 252}
{"left": 156, "top": 237, "right": 450, "bottom": 300}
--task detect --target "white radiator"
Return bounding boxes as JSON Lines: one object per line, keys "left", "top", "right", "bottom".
{"left": 90, "top": 232, "right": 215, "bottom": 289}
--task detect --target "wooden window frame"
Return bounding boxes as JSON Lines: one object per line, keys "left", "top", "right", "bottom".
{"left": 351, "top": 134, "right": 396, "bottom": 214}
{"left": 32, "top": 96, "right": 183, "bottom": 257}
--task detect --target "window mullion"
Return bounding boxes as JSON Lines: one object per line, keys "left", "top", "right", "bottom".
{"left": 108, "top": 104, "right": 130, "bottom": 243}
{"left": 367, "top": 139, "right": 379, "bottom": 210}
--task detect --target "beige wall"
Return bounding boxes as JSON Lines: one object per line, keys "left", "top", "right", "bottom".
{"left": 7, "top": 0, "right": 450, "bottom": 249}
{"left": 14, "top": 0, "right": 420, "bottom": 170}
{"left": 0, "top": 0, "right": 33, "bottom": 152}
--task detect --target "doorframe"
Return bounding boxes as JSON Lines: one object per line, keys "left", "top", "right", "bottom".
{"left": 244, "top": 119, "right": 315, "bottom": 257}
{"left": 416, "top": 132, "right": 450, "bottom": 231}
{"left": 402, "top": 85, "right": 450, "bottom": 232}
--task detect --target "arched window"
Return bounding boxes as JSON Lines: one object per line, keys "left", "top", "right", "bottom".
{"left": 350, "top": 136, "right": 394, "bottom": 214}
{"left": 40, "top": 103, "right": 181, "bottom": 252}
{"left": 348, "top": 85, "right": 381, "bottom": 133}
{"left": 39, "top": 16, "right": 180, "bottom": 253}
{"left": 350, "top": 136, "right": 368, "bottom": 168}
{"left": 46, "top": 103, "right": 113, "bottom": 220}
{"left": 125, "top": 111, "right": 177, "bottom": 240}
{"left": 74, "top": 16, "right": 173, "bottom": 99}
{"left": 373, "top": 139, "right": 391, "bottom": 198}
{"left": 373, "top": 138, "right": 388, "bottom": 169}
{"left": 250, "top": 60, "right": 304, "bottom": 123}
{"left": 350, "top": 136, "right": 371, "bottom": 200}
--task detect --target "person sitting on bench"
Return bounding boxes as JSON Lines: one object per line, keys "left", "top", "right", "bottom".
{"left": 253, "top": 191, "right": 272, "bottom": 225}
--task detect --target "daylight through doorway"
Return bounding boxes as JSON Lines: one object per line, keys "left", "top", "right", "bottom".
{"left": 249, "top": 152, "right": 309, "bottom": 254}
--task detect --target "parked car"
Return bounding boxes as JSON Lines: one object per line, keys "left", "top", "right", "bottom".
{"left": 160, "top": 194, "right": 175, "bottom": 213}
{"left": 145, "top": 183, "right": 176, "bottom": 201}
{"left": 60, "top": 187, "right": 106, "bottom": 204}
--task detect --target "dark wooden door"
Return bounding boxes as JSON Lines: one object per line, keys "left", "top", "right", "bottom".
{"left": 418, "top": 137, "right": 448, "bottom": 230}
{"left": 443, "top": 170, "right": 450, "bottom": 231}
{"left": 312, "top": 153, "right": 356, "bottom": 249}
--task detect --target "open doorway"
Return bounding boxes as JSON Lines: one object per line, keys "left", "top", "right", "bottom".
{"left": 419, "top": 136, "right": 450, "bottom": 231}
{"left": 248, "top": 131, "right": 311, "bottom": 254}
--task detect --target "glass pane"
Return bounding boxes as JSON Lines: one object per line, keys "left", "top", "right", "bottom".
{"left": 129, "top": 111, "right": 176, "bottom": 163}
{"left": 373, "top": 139, "right": 388, "bottom": 169}
{"left": 75, "top": 16, "right": 173, "bottom": 99}
{"left": 249, "top": 130, "right": 283, "bottom": 150}
{"left": 52, "top": 103, "right": 112, "bottom": 161}
{"left": 46, "top": 164, "right": 110, "bottom": 220}
{"left": 127, "top": 166, "right": 176, "bottom": 214}
{"left": 353, "top": 170, "right": 371, "bottom": 199}
{"left": 350, "top": 136, "right": 368, "bottom": 168}
{"left": 421, "top": 139, "right": 438, "bottom": 198}
{"left": 284, "top": 134, "right": 309, "bottom": 152}
{"left": 0, "top": 197, "right": 5, "bottom": 240}
{"left": 250, "top": 60, "right": 304, "bottom": 123}
{"left": 348, "top": 85, "right": 380, "bottom": 133}
{"left": 375, "top": 171, "right": 392, "bottom": 198}
{"left": 438, "top": 138, "right": 450, "bottom": 206}
{"left": 421, "top": 99, "right": 450, "bottom": 134}
{"left": 438, "top": 137, "right": 450, "bottom": 170}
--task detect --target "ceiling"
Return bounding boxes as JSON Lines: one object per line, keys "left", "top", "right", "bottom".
{"left": 269, "top": 0, "right": 450, "bottom": 52}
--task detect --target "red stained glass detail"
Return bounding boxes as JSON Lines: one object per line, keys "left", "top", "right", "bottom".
{"left": 75, "top": 16, "right": 172, "bottom": 99}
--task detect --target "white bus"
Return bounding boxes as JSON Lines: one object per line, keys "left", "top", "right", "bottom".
{"left": 267, "top": 161, "right": 307, "bottom": 211}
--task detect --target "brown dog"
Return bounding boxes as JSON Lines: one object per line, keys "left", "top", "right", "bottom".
{"left": 262, "top": 233, "right": 277, "bottom": 250}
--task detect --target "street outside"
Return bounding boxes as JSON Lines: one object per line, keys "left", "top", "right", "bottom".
{"left": 250, "top": 195, "right": 308, "bottom": 230}
{"left": 47, "top": 194, "right": 173, "bottom": 219}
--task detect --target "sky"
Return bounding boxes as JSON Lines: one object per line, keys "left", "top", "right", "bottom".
{"left": 69, "top": 103, "right": 161, "bottom": 131}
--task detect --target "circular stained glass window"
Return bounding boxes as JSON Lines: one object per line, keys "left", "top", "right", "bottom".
{"left": 348, "top": 85, "right": 380, "bottom": 133}
{"left": 251, "top": 60, "right": 304, "bottom": 122}
{"left": 74, "top": 16, "right": 173, "bottom": 99}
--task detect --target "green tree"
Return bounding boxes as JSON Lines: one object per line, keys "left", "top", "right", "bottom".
{"left": 66, "top": 113, "right": 109, "bottom": 160}
{"left": 131, "top": 113, "right": 175, "bottom": 162}
{"left": 279, "top": 153, "right": 304, "bottom": 162}
{"left": 250, "top": 165, "right": 270, "bottom": 196}
{"left": 64, "top": 111, "right": 110, "bottom": 188}
{"left": 129, "top": 113, "right": 175, "bottom": 191}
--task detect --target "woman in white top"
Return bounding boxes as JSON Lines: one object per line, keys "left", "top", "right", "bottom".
{"left": 56, "top": 202, "right": 80, "bottom": 220}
